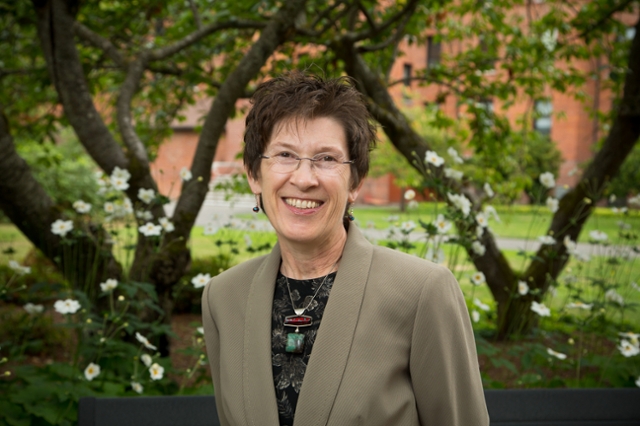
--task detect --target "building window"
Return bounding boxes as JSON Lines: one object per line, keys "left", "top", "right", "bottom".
{"left": 534, "top": 100, "right": 552, "bottom": 136}
{"left": 479, "top": 36, "right": 495, "bottom": 70}
{"left": 403, "top": 63, "right": 412, "bottom": 87}
{"left": 427, "top": 36, "right": 441, "bottom": 68}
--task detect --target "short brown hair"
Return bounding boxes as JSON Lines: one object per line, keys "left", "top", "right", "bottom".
{"left": 243, "top": 72, "right": 376, "bottom": 189}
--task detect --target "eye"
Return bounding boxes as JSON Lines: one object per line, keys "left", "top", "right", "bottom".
{"left": 274, "top": 151, "right": 296, "bottom": 159}
{"left": 316, "top": 154, "right": 339, "bottom": 162}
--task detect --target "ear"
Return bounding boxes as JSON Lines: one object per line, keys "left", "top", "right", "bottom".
{"left": 246, "top": 166, "right": 262, "bottom": 195}
{"left": 348, "top": 179, "right": 365, "bottom": 204}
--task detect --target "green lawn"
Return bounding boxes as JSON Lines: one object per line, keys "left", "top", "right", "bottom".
{"left": 350, "top": 203, "right": 640, "bottom": 245}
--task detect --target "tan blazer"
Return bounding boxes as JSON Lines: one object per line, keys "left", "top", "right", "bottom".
{"left": 202, "top": 224, "right": 489, "bottom": 426}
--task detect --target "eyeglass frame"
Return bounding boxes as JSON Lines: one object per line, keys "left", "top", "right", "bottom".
{"left": 259, "top": 153, "right": 354, "bottom": 173}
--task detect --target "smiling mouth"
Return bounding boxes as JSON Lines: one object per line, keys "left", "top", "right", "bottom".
{"left": 284, "top": 198, "right": 322, "bottom": 209}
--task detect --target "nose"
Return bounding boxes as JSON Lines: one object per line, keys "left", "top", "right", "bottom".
{"left": 290, "top": 158, "right": 319, "bottom": 188}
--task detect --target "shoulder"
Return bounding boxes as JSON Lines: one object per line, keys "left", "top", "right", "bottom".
{"left": 370, "top": 244, "right": 455, "bottom": 282}
{"left": 204, "top": 253, "right": 269, "bottom": 297}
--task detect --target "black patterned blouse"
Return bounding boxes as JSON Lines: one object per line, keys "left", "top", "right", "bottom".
{"left": 271, "top": 271, "right": 336, "bottom": 426}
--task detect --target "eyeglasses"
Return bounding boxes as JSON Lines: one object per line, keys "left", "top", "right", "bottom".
{"left": 260, "top": 152, "right": 354, "bottom": 174}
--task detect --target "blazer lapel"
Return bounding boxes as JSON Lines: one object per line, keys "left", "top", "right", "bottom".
{"left": 243, "top": 243, "right": 281, "bottom": 426}
{"left": 293, "top": 225, "right": 374, "bottom": 426}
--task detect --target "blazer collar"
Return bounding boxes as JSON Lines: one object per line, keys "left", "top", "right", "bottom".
{"left": 242, "top": 225, "right": 374, "bottom": 426}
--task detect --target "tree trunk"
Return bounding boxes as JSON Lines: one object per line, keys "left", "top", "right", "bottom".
{"left": 0, "top": 109, "right": 122, "bottom": 296}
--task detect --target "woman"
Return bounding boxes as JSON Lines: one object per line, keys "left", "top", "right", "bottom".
{"left": 202, "top": 72, "right": 488, "bottom": 426}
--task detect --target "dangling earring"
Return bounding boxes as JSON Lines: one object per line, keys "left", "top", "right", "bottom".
{"left": 347, "top": 208, "right": 355, "bottom": 221}
{"left": 252, "top": 194, "right": 260, "bottom": 213}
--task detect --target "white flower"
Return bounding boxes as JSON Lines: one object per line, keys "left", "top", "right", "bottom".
{"left": 546, "top": 197, "right": 559, "bottom": 213}
{"left": 51, "top": 219, "right": 73, "bottom": 237}
{"left": 138, "top": 188, "right": 155, "bottom": 204}
{"left": 180, "top": 167, "right": 193, "bottom": 182}
{"left": 84, "top": 362, "right": 101, "bottom": 381}
{"left": 589, "top": 230, "right": 608, "bottom": 242}
{"left": 563, "top": 236, "right": 577, "bottom": 255}
{"left": 408, "top": 200, "right": 419, "bottom": 210}
{"left": 425, "top": 248, "right": 445, "bottom": 264}
{"left": 404, "top": 189, "right": 416, "bottom": 200}
{"left": 197, "top": 327, "right": 204, "bottom": 335}
{"left": 471, "top": 310, "right": 480, "bottom": 323}
{"left": 111, "top": 166, "right": 131, "bottom": 182}
{"left": 538, "top": 235, "right": 556, "bottom": 245}
{"left": 447, "top": 193, "right": 471, "bottom": 217}
{"left": 136, "top": 210, "right": 154, "bottom": 221}
{"left": 605, "top": 289, "right": 624, "bottom": 305}
{"left": 140, "top": 353, "right": 153, "bottom": 367}
{"left": 531, "top": 301, "right": 551, "bottom": 317}
{"left": 473, "top": 298, "right": 490, "bottom": 311}
{"left": 632, "top": 282, "right": 640, "bottom": 292}
{"left": 104, "top": 202, "right": 115, "bottom": 215}
{"left": 518, "top": 281, "right": 529, "bottom": 295}
{"left": 539, "top": 172, "right": 556, "bottom": 189}
{"left": 546, "top": 347, "right": 567, "bottom": 360}
{"left": 123, "top": 198, "right": 134, "bottom": 214}
{"left": 400, "top": 221, "right": 416, "bottom": 233}
{"left": 618, "top": 332, "right": 640, "bottom": 347}
{"left": 476, "top": 226, "right": 484, "bottom": 239}
{"left": 566, "top": 301, "right": 593, "bottom": 310}
{"left": 444, "top": 168, "right": 463, "bottom": 181}
{"left": 541, "top": 28, "right": 558, "bottom": 52}
{"left": 475, "top": 212, "right": 488, "bottom": 228}
{"left": 618, "top": 339, "right": 640, "bottom": 357}
{"left": 73, "top": 200, "right": 92, "bottom": 214}
{"left": 425, "top": 150, "right": 444, "bottom": 167}
{"left": 8, "top": 260, "right": 31, "bottom": 275}
{"left": 54, "top": 299, "right": 81, "bottom": 314}
{"left": 386, "top": 215, "right": 399, "bottom": 222}
{"left": 139, "top": 222, "right": 162, "bottom": 237}
{"left": 24, "top": 303, "right": 44, "bottom": 314}
{"left": 100, "top": 278, "right": 118, "bottom": 292}
{"left": 136, "top": 332, "right": 157, "bottom": 351}
{"left": 629, "top": 194, "right": 640, "bottom": 207}
{"left": 471, "top": 271, "right": 486, "bottom": 286}
{"left": 110, "top": 176, "right": 130, "bottom": 191}
{"left": 203, "top": 223, "right": 218, "bottom": 235}
{"left": 131, "top": 381, "right": 143, "bottom": 394}
{"left": 191, "top": 273, "right": 211, "bottom": 289}
{"left": 447, "top": 147, "right": 464, "bottom": 164}
{"left": 159, "top": 217, "right": 175, "bottom": 233}
{"left": 472, "top": 241, "right": 486, "bottom": 256}
{"left": 611, "top": 207, "right": 628, "bottom": 214}
{"left": 483, "top": 183, "right": 494, "bottom": 198}
{"left": 149, "top": 363, "right": 164, "bottom": 380}
{"left": 483, "top": 205, "right": 500, "bottom": 222}
{"left": 636, "top": 376, "right": 640, "bottom": 388}
{"left": 433, "top": 214, "right": 451, "bottom": 234}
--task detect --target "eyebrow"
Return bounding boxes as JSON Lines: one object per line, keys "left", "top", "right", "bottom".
{"left": 268, "top": 141, "right": 346, "bottom": 153}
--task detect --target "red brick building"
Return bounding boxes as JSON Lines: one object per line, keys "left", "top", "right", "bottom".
{"left": 151, "top": 6, "right": 637, "bottom": 204}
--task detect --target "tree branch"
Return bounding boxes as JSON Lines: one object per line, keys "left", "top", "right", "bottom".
{"left": 74, "top": 21, "right": 125, "bottom": 67}
{"left": 576, "top": 0, "right": 636, "bottom": 41}
{"left": 356, "top": 5, "right": 413, "bottom": 53}
{"left": 187, "top": 0, "right": 202, "bottom": 30}
{"left": 147, "top": 18, "right": 266, "bottom": 61}
{"left": 346, "top": 0, "right": 419, "bottom": 43}
{"left": 116, "top": 55, "right": 152, "bottom": 167}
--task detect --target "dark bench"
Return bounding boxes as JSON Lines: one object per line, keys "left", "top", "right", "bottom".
{"left": 78, "top": 388, "right": 640, "bottom": 426}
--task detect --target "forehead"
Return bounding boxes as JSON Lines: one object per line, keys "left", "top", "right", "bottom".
{"left": 268, "top": 116, "right": 348, "bottom": 153}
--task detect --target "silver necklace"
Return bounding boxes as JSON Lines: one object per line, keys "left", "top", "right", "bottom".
{"left": 282, "top": 259, "right": 339, "bottom": 353}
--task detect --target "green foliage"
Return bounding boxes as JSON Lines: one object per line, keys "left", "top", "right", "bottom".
{"left": 15, "top": 135, "right": 101, "bottom": 211}
{"left": 520, "top": 133, "right": 563, "bottom": 204}
{"left": 608, "top": 143, "right": 640, "bottom": 200}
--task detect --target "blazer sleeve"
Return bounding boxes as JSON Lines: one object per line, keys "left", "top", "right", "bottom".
{"left": 409, "top": 265, "right": 489, "bottom": 426}
{"left": 202, "top": 280, "right": 232, "bottom": 426}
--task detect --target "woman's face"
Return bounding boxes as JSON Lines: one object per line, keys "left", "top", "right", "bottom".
{"left": 248, "top": 116, "right": 362, "bottom": 248}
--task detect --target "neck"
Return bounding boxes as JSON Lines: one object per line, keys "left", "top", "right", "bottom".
{"left": 279, "top": 226, "right": 347, "bottom": 280}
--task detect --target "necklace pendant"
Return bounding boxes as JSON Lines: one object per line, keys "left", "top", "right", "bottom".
{"left": 286, "top": 332, "right": 305, "bottom": 353}
{"left": 284, "top": 315, "right": 313, "bottom": 328}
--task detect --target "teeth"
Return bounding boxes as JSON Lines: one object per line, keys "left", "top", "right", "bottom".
{"left": 285, "top": 198, "right": 319, "bottom": 209}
